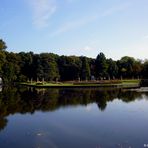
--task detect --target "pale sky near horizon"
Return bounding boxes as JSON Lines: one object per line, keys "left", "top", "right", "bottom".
{"left": 0, "top": 0, "right": 148, "bottom": 60}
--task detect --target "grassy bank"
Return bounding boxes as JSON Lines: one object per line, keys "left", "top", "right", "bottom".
{"left": 20, "top": 79, "right": 140, "bottom": 88}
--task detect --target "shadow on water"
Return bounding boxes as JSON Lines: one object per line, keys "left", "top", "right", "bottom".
{"left": 0, "top": 86, "right": 148, "bottom": 131}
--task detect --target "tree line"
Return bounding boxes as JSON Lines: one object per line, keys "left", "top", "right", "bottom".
{"left": 0, "top": 39, "right": 148, "bottom": 83}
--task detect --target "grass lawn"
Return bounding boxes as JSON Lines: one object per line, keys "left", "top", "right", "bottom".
{"left": 20, "top": 79, "right": 140, "bottom": 88}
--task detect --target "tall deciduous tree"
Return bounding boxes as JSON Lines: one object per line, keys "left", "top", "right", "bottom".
{"left": 107, "top": 58, "right": 118, "bottom": 79}
{"left": 2, "top": 52, "right": 21, "bottom": 83}
{"left": 0, "top": 39, "right": 7, "bottom": 51}
{"left": 39, "top": 53, "right": 60, "bottom": 81}
{"left": 133, "top": 60, "right": 142, "bottom": 79}
{"left": 117, "top": 56, "right": 136, "bottom": 78}
{"left": 95, "top": 52, "right": 108, "bottom": 79}
{"left": 58, "top": 56, "right": 81, "bottom": 81}
{"left": 0, "top": 51, "right": 6, "bottom": 76}
{"left": 142, "top": 61, "right": 148, "bottom": 79}
{"left": 19, "top": 52, "right": 33, "bottom": 81}
{"left": 81, "top": 57, "right": 90, "bottom": 80}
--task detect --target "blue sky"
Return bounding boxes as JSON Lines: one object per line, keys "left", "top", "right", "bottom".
{"left": 0, "top": 0, "right": 148, "bottom": 60}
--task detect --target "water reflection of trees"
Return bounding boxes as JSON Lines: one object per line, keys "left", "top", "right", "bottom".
{"left": 0, "top": 87, "right": 148, "bottom": 131}
{"left": 0, "top": 118, "right": 7, "bottom": 131}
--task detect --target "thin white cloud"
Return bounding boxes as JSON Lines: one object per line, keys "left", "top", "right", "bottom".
{"left": 29, "top": 0, "right": 56, "bottom": 28}
{"left": 83, "top": 46, "right": 93, "bottom": 51}
{"left": 144, "top": 35, "right": 148, "bottom": 39}
{"left": 51, "top": 2, "right": 130, "bottom": 36}
{"left": 51, "top": 15, "right": 97, "bottom": 36}
{"left": 101, "top": 3, "right": 130, "bottom": 17}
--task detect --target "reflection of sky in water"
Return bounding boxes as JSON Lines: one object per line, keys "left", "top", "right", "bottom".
{"left": 0, "top": 88, "right": 148, "bottom": 148}
{"left": 85, "top": 104, "right": 92, "bottom": 112}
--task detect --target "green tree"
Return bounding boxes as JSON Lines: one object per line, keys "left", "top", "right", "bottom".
{"left": 107, "top": 58, "right": 118, "bottom": 79}
{"left": 81, "top": 57, "right": 90, "bottom": 80}
{"left": 95, "top": 52, "right": 108, "bottom": 79}
{"left": 2, "top": 52, "right": 21, "bottom": 83}
{"left": 19, "top": 52, "right": 34, "bottom": 81}
{"left": 32, "top": 54, "right": 46, "bottom": 81}
{"left": 58, "top": 56, "right": 81, "bottom": 81}
{"left": 0, "top": 39, "right": 7, "bottom": 51}
{"left": 40, "top": 53, "right": 60, "bottom": 81}
{"left": 133, "top": 60, "right": 142, "bottom": 79}
{"left": 142, "top": 60, "right": 148, "bottom": 78}
{"left": 0, "top": 51, "right": 6, "bottom": 76}
{"left": 117, "top": 56, "right": 136, "bottom": 79}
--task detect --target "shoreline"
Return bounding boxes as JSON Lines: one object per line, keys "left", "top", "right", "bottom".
{"left": 20, "top": 81, "right": 140, "bottom": 89}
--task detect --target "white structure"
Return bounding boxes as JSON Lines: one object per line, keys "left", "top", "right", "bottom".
{"left": 0, "top": 77, "right": 2, "bottom": 84}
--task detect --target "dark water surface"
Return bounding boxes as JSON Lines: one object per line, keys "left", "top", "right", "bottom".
{"left": 0, "top": 87, "right": 148, "bottom": 148}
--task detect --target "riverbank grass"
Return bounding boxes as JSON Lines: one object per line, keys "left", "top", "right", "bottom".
{"left": 21, "top": 79, "right": 140, "bottom": 88}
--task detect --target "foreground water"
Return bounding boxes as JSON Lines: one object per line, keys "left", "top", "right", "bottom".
{"left": 0, "top": 87, "right": 148, "bottom": 148}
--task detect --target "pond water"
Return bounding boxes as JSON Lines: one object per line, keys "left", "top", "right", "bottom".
{"left": 0, "top": 87, "right": 148, "bottom": 148}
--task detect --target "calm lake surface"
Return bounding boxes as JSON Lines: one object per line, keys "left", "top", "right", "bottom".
{"left": 0, "top": 87, "right": 148, "bottom": 148}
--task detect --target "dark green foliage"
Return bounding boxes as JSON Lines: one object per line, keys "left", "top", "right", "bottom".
{"left": 40, "top": 53, "right": 60, "bottom": 81}
{"left": 0, "top": 39, "right": 7, "bottom": 51}
{"left": 58, "top": 56, "right": 81, "bottom": 81}
{"left": 80, "top": 57, "right": 90, "bottom": 80}
{"left": 2, "top": 52, "right": 21, "bottom": 83}
{"left": 117, "top": 56, "right": 136, "bottom": 78}
{"left": 107, "top": 58, "right": 118, "bottom": 79}
{"left": 95, "top": 52, "right": 108, "bottom": 79}
{"left": 19, "top": 52, "right": 34, "bottom": 81}
{"left": 0, "top": 39, "right": 147, "bottom": 83}
{"left": 133, "top": 60, "right": 142, "bottom": 79}
{"left": 0, "top": 51, "right": 6, "bottom": 76}
{"left": 142, "top": 61, "right": 148, "bottom": 79}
